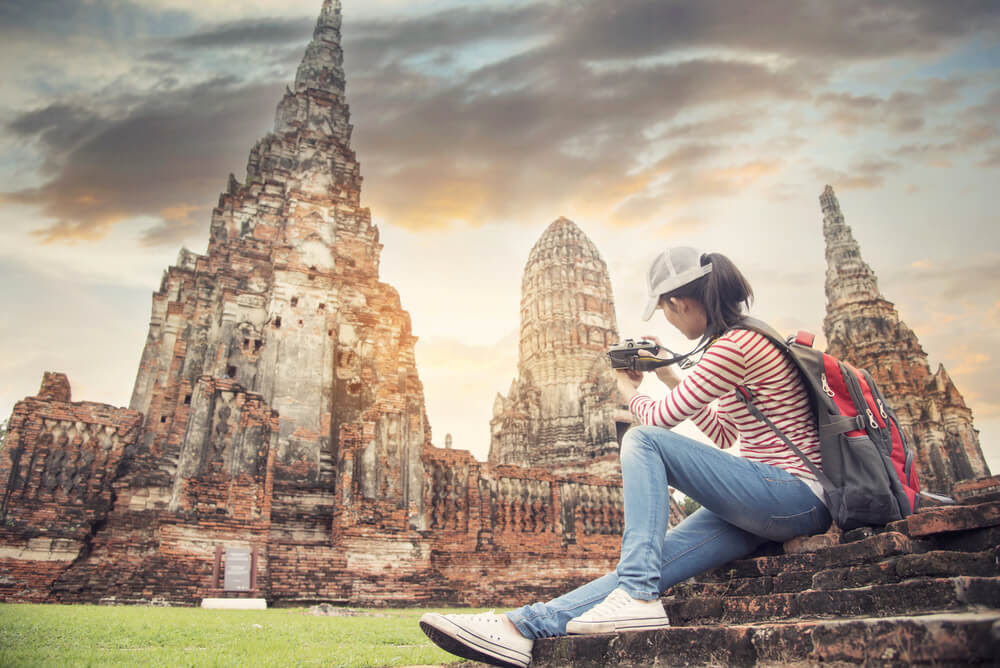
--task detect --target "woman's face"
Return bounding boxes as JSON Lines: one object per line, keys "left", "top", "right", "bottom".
{"left": 660, "top": 297, "right": 708, "bottom": 340}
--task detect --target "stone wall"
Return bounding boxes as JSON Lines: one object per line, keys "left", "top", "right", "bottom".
{"left": 0, "top": 374, "right": 143, "bottom": 601}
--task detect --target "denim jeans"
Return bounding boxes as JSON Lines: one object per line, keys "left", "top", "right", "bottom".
{"left": 507, "top": 425, "right": 831, "bottom": 639}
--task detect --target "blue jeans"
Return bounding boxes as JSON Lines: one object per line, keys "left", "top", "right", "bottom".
{"left": 507, "top": 426, "right": 831, "bottom": 639}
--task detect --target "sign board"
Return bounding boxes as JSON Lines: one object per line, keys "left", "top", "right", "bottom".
{"left": 224, "top": 547, "right": 252, "bottom": 591}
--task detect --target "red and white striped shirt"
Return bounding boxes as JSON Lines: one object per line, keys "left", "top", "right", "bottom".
{"left": 628, "top": 329, "right": 823, "bottom": 483}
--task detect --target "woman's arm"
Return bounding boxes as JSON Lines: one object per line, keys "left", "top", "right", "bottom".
{"left": 627, "top": 334, "right": 747, "bottom": 447}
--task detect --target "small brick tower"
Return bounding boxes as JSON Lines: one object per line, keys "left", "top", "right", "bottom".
{"left": 820, "top": 185, "right": 990, "bottom": 494}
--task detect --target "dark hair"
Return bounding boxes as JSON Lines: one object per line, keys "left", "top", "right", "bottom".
{"left": 660, "top": 252, "right": 753, "bottom": 338}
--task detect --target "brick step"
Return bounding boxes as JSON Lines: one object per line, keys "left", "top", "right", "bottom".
{"left": 529, "top": 611, "right": 1000, "bottom": 667}
{"left": 695, "top": 531, "right": 930, "bottom": 583}
{"left": 663, "top": 576, "right": 1000, "bottom": 626}
{"left": 670, "top": 547, "right": 1000, "bottom": 598}
{"left": 812, "top": 546, "right": 1000, "bottom": 591}
{"left": 838, "top": 501, "right": 1000, "bottom": 543}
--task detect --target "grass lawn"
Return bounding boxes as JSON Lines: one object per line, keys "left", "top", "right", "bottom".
{"left": 0, "top": 603, "right": 481, "bottom": 667}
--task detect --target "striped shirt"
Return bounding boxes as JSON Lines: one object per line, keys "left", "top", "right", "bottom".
{"left": 628, "top": 329, "right": 823, "bottom": 485}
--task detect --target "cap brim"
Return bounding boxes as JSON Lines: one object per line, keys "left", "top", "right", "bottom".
{"left": 641, "top": 295, "right": 659, "bottom": 321}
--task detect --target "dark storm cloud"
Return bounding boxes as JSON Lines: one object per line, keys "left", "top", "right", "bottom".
{"left": 0, "top": 0, "right": 193, "bottom": 41}
{"left": 171, "top": 18, "right": 315, "bottom": 49}
{"left": 346, "top": 51, "right": 816, "bottom": 227}
{"left": 7, "top": 0, "right": 1000, "bottom": 243}
{"left": 483, "top": 0, "right": 1000, "bottom": 63}
{"left": 4, "top": 77, "right": 285, "bottom": 244}
{"left": 7, "top": 104, "right": 108, "bottom": 161}
{"left": 333, "top": 0, "right": 998, "bottom": 229}
{"left": 343, "top": 5, "right": 556, "bottom": 67}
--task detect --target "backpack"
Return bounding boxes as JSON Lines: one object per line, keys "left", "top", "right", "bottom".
{"left": 729, "top": 317, "right": 924, "bottom": 531}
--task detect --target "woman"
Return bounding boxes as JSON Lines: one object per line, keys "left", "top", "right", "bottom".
{"left": 420, "top": 246, "right": 831, "bottom": 668}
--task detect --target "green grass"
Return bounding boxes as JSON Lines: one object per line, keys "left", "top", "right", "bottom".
{"left": 0, "top": 603, "right": 482, "bottom": 667}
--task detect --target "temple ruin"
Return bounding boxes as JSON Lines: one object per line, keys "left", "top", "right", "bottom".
{"left": 0, "top": 0, "right": 635, "bottom": 607}
{"left": 490, "top": 217, "right": 630, "bottom": 477}
{"left": 820, "top": 186, "right": 990, "bottom": 493}
{"left": 0, "top": 2, "right": 994, "bottom": 621}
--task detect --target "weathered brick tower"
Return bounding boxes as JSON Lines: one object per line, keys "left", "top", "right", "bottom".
{"left": 820, "top": 185, "right": 990, "bottom": 494}
{"left": 490, "top": 218, "right": 629, "bottom": 477}
{"left": 0, "top": 0, "right": 647, "bottom": 606}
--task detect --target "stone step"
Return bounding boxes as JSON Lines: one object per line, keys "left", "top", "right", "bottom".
{"left": 812, "top": 546, "right": 1000, "bottom": 591}
{"left": 695, "top": 531, "right": 929, "bottom": 583}
{"left": 529, "top": 611, "right": 1000, "bottom": 667}
{"left": 841, "top": 501, "right": 1000, "bottom": 544}
{"left": 663, "top": 576, "right": 1000, "bottom": 626}
{"left": 670, "top": 547, "right": 999, "bottom": 598}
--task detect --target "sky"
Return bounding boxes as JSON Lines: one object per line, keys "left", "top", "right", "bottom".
{"left": 0, "top": 0, "right": 998, "bottom": 476}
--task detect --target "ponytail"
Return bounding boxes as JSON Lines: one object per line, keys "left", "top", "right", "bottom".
{"left": 661, "top": 252, "right": 753, "bottom": 337}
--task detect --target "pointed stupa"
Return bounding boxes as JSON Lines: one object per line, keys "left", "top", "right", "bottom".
{"left": 218, "top": 0, "right": 367, "bottom": 255}
{"left": 519, "top": 217, "right": 619, "bottom": 393}
{"left": 128, "top": 0, "right": 429, "bottom": 540}
{"left": 490, "top": 217, "right": 628, "bottom": 476}
{"left": 294, "top": 0, "right": 347, "bottom": 96}
{"left": 820, "top": 186, "right": 989, "bottom": 493}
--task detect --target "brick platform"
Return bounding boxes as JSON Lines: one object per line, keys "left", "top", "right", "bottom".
{"left": 528, "top": 499, "right": 1000, "bottom": 666}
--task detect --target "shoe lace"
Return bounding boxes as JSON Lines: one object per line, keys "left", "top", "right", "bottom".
{"left": 449, "top": 609, "right": 498, "bottom": 625}
{"left": 588, "top": 588, "right": 633, "bottom": 616}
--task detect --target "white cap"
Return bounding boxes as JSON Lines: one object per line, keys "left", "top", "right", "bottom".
{"left": 641, "top": 247, "right": 713, "bottom": 321}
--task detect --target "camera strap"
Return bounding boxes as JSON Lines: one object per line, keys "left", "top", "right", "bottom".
{"left": 639, "top": 335, "right": 717, "bottom": 371}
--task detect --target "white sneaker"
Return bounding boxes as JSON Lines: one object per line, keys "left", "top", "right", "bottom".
{"left": 566, "top": 587, "right": 670, "bottom": 635}
{"left": 419, "top": 610, "right": 533, "bottom": 668}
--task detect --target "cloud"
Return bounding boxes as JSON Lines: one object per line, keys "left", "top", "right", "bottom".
{"left": 812, "top": 158, "right": 900, "bottom": 190}
{"left": 171, "top": 17, "right": 314, "bottom": 48}
{"left": 875, "top": 254, "right": 1000, "bottom": 425}
{"left": 981, "top": 148, "right": 1000, "bottom": 168}
{"left": 885, "top": 253, "right": 1000, "bottom": 301}
{"left": 348, "top": 52, "right": 815, "bottom": 230}
{"left": 344, "top": 4, "right": 555, "bottom": 68}
{"left": 4, "top": 77, "right": 284, "bottom": 244}
{"left": 815, "top": 78, "right": 965, "bottom": 136}
{"left": 0, "top": 0, "right": 193, "bottom": 42}
{"left": 539, "top": 0, "right": 1000, "bottom": 63}
{"left": 4, "top": 0, "right": 999, "bottom": 247}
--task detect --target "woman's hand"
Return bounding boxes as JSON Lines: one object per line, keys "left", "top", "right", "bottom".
{"left": 640, "top": 334, "right": 682, "bottom": 388}
{"left": 615, "top": 368, "right": 642, "bottom": 403}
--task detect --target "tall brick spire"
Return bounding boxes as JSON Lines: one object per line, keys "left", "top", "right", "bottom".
{"left": 128, "top": 0, "right": 428, "bottom": 534}
{"left": 821, "top": 185, "right": 881, "bottom": 308}
{"left": 820, "top": 186, "right": 990, "bottom": 494}
{"left": 490, "top": 217, "right": 628, "bottom": 476}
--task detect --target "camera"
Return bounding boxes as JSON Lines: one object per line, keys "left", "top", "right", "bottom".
{"left": 607, "top": 339, "right": 660, "bottom": 371}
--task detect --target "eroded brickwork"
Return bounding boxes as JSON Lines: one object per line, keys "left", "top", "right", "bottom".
{"left": 9, "top": 3, "right": 990, "bottom": 613}
{"left": 0, "top": 0, "right": 640, "bottom": 607}
{"left": 490, "top": 218, "right": 631, "bottom": 477}
{"left": 820, "top": 185, "right": 990, "bottom": 494}
{"left": 0, "top": 375, "right": 142, "bottom": 601}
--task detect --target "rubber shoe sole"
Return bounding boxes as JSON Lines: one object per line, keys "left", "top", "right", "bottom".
{"left": 419, "top": 613, "right": 531, "bottom": 668}
{"left": 566, "top": 615, "right": 670, "bottom": 635}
